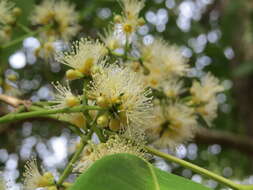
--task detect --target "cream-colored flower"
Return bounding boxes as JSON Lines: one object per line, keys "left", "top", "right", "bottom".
{"left": 30, "top": 0, "right": 80, "bottom": 41}
{"left": 74, "top": 135, "right": 147, "bottom": 172}
{"left": 0, "top": 0, "right": 15, "bottom": 42}
{"left": 23, "top": 158, "right": 54, "bottom": 190}
{"left": 50, "top": 82, "right": 87, "bottom": 128}
{"left": 34, "top": 39, "right": 56, "bottom": 60}
{"left": 120, "top": 0, "right": 145, "bottom": 21}
{"left": 114, "top": 0, "right": 145, "bottom": 42}
{"left": 89, "top": 64, "right": 153, "bottom": 129}
{"left": 99, "top": 27, "right": 121, "bottom": 51}
{"left": 190, "top": 72, "right": 224, "bottom": 104}
{"left": 196, "top": 97, "right": 219, "bottom": 126}
{"left": 161, "top": 79, "right": 185, "bottom": 98}
{"left": 150, "top": 103, "right": 197, "bottom": 148}
{"left": 0, "top": 0, "right": 14, "bottom": 25}
{"left": 57, "top": 38, "right": 107, "bottom": 76}
{"left": 142, "top": 63, "right": 167, "bottom": 88}
{"left": 51, "top": 82, "right": 80, "bottom": 109}
{"left": 140, "top": 38, "right": 189, "bottom": 88}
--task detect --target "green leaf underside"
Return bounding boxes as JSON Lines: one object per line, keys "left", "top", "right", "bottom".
{"left": 70, "top": 153, "right": 211, "bottom": 190}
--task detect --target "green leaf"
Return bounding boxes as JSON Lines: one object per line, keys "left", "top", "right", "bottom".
{"left": 69, "top": 153, "right": 211, "bottom": 190}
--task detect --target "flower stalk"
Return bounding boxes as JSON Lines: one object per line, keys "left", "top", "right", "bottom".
{"left": 0, "top": 105, "right": 103, "bottom": 124}
{"left": 145, "top": 146, "right": 253, "bottom": 190}
{"left": 57, "top": 139, "right": 87, "bottom": 187}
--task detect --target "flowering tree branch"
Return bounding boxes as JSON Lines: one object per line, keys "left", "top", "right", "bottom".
{"left": 0, "top": 105, "right": 103, "bottom": 124}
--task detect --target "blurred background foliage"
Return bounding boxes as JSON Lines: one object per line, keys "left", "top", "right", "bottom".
{"left": 1, "top": 0, "right": 253, "bottom": 189}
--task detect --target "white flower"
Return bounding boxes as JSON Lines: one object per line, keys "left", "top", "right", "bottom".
{"left": 23, "top": 158, "right": 54, "bottom": 190}
{"left": 113, "top": 0, "right": 145, "bottom": 42}
{"left": 140, "top": 38, "right": 189, "bottom": 88}
{"left": 196, "top": 97, "right": 219, "bottom": 126}
{"left": 99, "top": 27, "right": 121, "bottom": 50}
{"left": 30, "top": 0, "right": 80, "bottom": 41}
{"left": 0, "top": 0, "right": 14, "bottom": 25}
{"left": 51, "top": 82, "right": 80, "bottom": 109}
{"left": 150, "top": 103, "right": 197, "bottom": 148}
{"left": 161, "top": 79, "right": 185, "bottom": 98}
{"left": 57, "top": 38, "right": 107, "bottom": 76}
{"left": 190, "top": 72, "right": 224, "bottom": 104}
{"left": 120, "top": 0, "right": 145, "bottom": 21}
{"left": 74, "top": 135, "right": 147, "bottom": 172}
{"left": 89, "top": 64, "right": 153, "bottom": 129}
{"left": 0, "top": 0, "right": 15, "bottom": 42}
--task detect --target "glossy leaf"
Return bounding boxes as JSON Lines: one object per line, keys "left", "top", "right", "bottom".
{"left": 70, "top": 153, "right": 211, "bottom": 190}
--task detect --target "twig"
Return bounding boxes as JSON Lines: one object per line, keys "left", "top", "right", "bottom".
{"left": 0, "top": 94, "right": 30, "bottom": 108}
{"left": 0, "top": 105, "right": 103, "bottom": 124}
{"left": 195, "top": 128, "right": 253, "bottom": 155}
{"left": 145, "top": 146, "right": 253, "bottom": 190}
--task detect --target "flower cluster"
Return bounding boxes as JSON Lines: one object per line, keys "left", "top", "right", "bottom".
{"left": 0, "top": 0, "right": 20, "bottom": 42}
{"left": 31, "top": 0, "right": 80, "bottom": 59}
{"left": 10, "top": 0, "right": 225, "bottom": 183}
{"left": 88, "top": 64, "right": 153, "bottom": 130}
{"left": 47, "top": 0, "right": 224, "bottom": 150}
{"left": 57, "top": 38, "right": 107, "bottom": 79}
{"left": 31, "top": 0, "right": 80, "bottom": 41}
{"left": 74, "top": 135, "right": 147, "bottom": 172}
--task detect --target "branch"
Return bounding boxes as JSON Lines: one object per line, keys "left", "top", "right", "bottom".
{"left": 194, "top": 128, "right": 253, "bottom": 155}
{"left": 0, "top": 94, "right": 31, "bottom": 108}
{"left": 57, "top": 138, "right": 88, "bottom": 186}
{"left": 145, "top": 146, "right": 253, "bottom": 190}
{"left": 0, "top": 105, "right": 103, "bottom": 124}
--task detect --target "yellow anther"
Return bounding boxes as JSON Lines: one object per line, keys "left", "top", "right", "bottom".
{"left": 123, "top": 24, "right": 133, "bottom": 33}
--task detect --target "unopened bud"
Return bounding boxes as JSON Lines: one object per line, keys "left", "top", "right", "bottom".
{"left": 138, "top": 18, "right": 145, "bottom": 26}
{"left": 66, "top": 69, "right": 83, "bottom": 80}
{"left": 96, "top": 96, "right": 108, "bottom": 107}
{"left": 97, "top": 115, "right": 109, "bottom": 127}
{"left": 113, "top": 15, "right": 122, "bottom": 23}
{"left": 12, "top": 8, "right": 22, "bottom": 17}
{"left": 71, "top": 114, "right": 87, "bottom": 129}
{"left": 78, "top": 58, "right": 94, "bottom": 75}
{"left": 143, "top": 67, "right": 150, "bottom": 75}
{"left": 7, "top": 74, "right": 17, "bottom": 81}
{"left": 37, "top": 172, "right": 54, "bottom": 187}
{"left": 109, "top": 118, "right": 121, "bottom": 131}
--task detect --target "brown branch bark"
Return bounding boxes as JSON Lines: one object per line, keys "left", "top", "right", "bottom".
{"left": 194, "top": 128, "right": 253, "bottom": 155}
